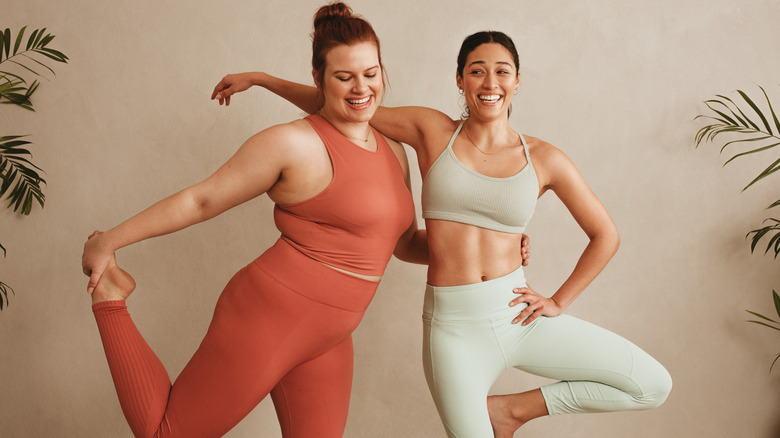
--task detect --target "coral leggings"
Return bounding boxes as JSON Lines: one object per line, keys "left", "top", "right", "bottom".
{"left": 93, "top": 239, "right": 378, "bottom": 438}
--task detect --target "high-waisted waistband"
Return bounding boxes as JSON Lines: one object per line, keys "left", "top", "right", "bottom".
{"left": 253, "top": 238, "right": 379, "bottom": 312}
{"left": 424, "top": 265, "right": 527, "bottom": 321}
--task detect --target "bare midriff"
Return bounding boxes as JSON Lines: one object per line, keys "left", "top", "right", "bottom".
{"left": 426, "top": 219, "right": 525, "bottom": 287}
{"left": 320, "top": 262, "right": 382, "bottom": 283}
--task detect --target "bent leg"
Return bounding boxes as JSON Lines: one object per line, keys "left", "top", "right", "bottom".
{"left": 505, "top": 314, "right": 672, "bottom": 415}
{"left": 93, "top": 301, "right": 172, "bottom": 438}
{"left": 93, "top": 255, "right": 368, "bottom": 438}
{"left": 271, "top": 335, "right": 354, "bottom": 438}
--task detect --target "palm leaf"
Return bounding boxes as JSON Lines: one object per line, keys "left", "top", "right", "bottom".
{"left": 771, "top": 354, "right": 780, "bottom": 373}
{"left": 0, "top": 280, "right": 13, "bottom": 311}
{"left": 747, "top": 218, "right": 780, "bottom": 257}
{"left": 738, "top": 90, "right": 773, "bottom": 133}
{"left": 0, "top": 135, "right": 46, "bottom": 215}
{"left": 695, "top": 86, "right": 780, "bottom": 193}
{"left": 747, "top": 319, "right": 780, "bottom": 331}
{"left": 0, "top": 28, "right": 67, "bottom": 113}
{"left": 758, "top": 85, "right": 780, "bottom": 135}
{"left": 746, "top": 310, "right": 780, "bottom": 325}
{"left": 713, "top": 95, "right": 758, "bottom": 130}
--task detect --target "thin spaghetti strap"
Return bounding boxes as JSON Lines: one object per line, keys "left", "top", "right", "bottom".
{"left": 446, "top": 121, "right": 466, "bottom": 151}
{"left": 519, "top": 133, "right": 532, "bottom": 164}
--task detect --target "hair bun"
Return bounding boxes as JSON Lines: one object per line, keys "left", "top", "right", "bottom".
{"left": 314, "top": 2, "right": 353, "bottom": 28}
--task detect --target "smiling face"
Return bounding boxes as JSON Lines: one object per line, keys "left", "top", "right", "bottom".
{"left": 315, "top": 41, "right": 383, "bottom": 125}
{"left": 456, "top": 42, "right": 520, "bottom": 120}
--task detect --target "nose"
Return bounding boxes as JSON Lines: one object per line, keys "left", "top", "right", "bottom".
{"left": 353, "top": 76, "right": 368, "bottom": 93}
{"left": 483, "top": 72, "right": 498, "bottom": 89}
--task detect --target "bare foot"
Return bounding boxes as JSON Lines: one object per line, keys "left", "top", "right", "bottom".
{"left": 488, "top": 395, "right": 525, "bottom": 438}
{"left": 91, "top": 257, "right": 136, "bottom": 304}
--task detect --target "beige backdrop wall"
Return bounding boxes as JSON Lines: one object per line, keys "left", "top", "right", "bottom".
{"left": 2, "top": 0, "right": 779, "bottom": 436}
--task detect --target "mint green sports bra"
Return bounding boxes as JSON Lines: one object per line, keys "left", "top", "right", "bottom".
{"left": 421, "top": 121, "right": 539, "bottom": 234}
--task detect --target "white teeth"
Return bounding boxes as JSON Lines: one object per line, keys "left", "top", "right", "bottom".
{"left": 348, "top": 96, "right": 371, "bottom": 105}
{"left": 479, "top": 95, "right": 501, "bottom": 102}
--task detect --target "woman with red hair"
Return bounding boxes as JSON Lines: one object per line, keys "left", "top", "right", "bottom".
{"left": 82, "top": 3, "right": 431, "bottom": 437}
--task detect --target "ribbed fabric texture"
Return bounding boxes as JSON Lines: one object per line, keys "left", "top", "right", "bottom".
{"left": 422, "top": 120, "right": 538, "bottom": 234}
{"left": 93, "top": 301, "right": 171, "bottom": 438}
{"left": 91, "top": 240, "right": 378, "bottom": 438}
{"left": 274, "top": 115, "right": 414, "bottom": 276}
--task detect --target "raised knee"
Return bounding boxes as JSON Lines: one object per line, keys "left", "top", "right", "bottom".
{"left": 638, "top": 365, "right": 672, "bottom": 409}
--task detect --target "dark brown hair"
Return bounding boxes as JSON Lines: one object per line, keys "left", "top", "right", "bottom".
{"left": 456, "top": 31, "right": 520, "bottom": 118}
{"left": 456, "top": 31, "right": 519, "bottom": 78}
{"left": 311, "top": 2, "right": 385, "bottom": 107}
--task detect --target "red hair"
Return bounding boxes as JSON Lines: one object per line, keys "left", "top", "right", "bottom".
{"left": 311, "top": 2, "right": 385, "bottom": 107}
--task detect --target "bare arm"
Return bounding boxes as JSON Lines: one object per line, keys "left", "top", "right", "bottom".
{"left": 82, "top": 124, "right": 297, "bottom": 293}
{"left": 510, "top": 143, "right": 619, "bottom": 325}
{"left": 212, "top": 72, "right": 320, "bottom": 115}
{"left": 211, "top": 72, "right": 455, "bottom": 157}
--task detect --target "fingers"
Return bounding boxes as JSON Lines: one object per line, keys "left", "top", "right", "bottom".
{"left": 509, "top": 285, "right": 543, "bottom": 326}
{"left": 211, "top": 79, "right": 232, "bottom": 106}
{"left": 87, "top": 272, "right": 100, "bottom": 294}
{"left": 211, "top": 78, "right": 229, "bottom": 100}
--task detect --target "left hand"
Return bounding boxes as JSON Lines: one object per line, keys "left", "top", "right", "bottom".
{"left": 211, "top": 73, "right": 256, "bottom": 106}
{"left": 509, "top": 283, "right": 562, "bottom": 326}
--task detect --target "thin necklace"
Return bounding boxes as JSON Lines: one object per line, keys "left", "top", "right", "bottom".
{"left": 463, "top": 125, "right": 521, "bottom": 155}
{"left": 318, "top": 111, "right": 371, "bottom": 142}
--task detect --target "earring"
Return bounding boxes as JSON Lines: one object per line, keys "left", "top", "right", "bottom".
{"left": 458, "top": 88, "right": 464, "bottom": 95}
{"left": 513, "top": 88, "right": 519, "bottom": 95}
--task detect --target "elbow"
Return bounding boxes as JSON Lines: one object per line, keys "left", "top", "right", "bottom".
{"left": 610, "top": 227, "right": 620, "bottom": 255}
{"left": 589, "top": 223, "right": 620, "bottom": 257}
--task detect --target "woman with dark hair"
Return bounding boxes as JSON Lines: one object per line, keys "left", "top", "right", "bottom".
{"left": 81, "top": 3, "right": 430, "bottom": 437}
{"left": 214, "top": 29, "right": 671, "bottom": 438}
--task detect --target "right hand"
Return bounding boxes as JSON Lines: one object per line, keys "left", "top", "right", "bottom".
{"left": 82, "top": 230, "right": 115, "bottom": 294}
{"left": 210, "top": 73, "right": 257, "bottom": 106}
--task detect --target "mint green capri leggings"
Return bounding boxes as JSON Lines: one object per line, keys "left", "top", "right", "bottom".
{"left": 422, "top": 266, "right": 672, "bottom": 438}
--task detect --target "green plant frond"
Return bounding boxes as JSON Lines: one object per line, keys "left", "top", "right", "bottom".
{"left": 0, "top": 280, "right": 14, "bottom": 311}
{"left": 747, "top": 220, "right": 780, "bottom": 257}
{"left": 771, "top": 354, "right": 780, "bottom": 372}
{"left": 2, "top": 28, "right": 10, "bottom": 62}
{"left": 12, "top": 26, "right": 26, "bottom": 56}
{"left": 768, "top": 199, "right": 780, "bottom": 209}
{"left": 0, "top": 135, "right": 46, "bottom": 215}
{"left": 747, "top": 319, "right": 780, "bottom": 331}
{"left": 738, "top": 89, "right": 773, "bottom": 134}
{"left": 1, "top": 70, "right": 27, "bottom": 84}
{"left": 742, "top": 156, "right": 780, "bottom": 191}
{"left": 20, "top": 53, "right": 56, "bottom": 76}
{"left": 7, "top": 58, "right": 40, "bottom": 77}
{"left": 0, "top": 242, "right": 5, "bottom": 257}
{"left": 746, "top": 310, "right": 780, "bottom": 324}
{"left": 714, "top": 94, "right": 757, "bottom": 130}
{"left": 25, "top": 28, "right": 39, "bottom": 51}
{"left": 758, "top": 85, "right": 780, "bottom": 135}
{"left": 704, "top": 100, "right": 742, "bottom": 128}
{"left": 34, "top": 47, "right": 68, "bottom": 63}
{"left": 723, "top": 140, "right": 780, "bottom": 166}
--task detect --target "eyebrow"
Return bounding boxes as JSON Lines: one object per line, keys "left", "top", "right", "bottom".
{"left": 468, "top": 60, "right": 513, "bottom": 68}
{"left": 332, "top": 65, "right": 380, "bottom": 75}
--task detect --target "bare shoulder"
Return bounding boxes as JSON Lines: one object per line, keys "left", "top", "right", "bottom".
{"left": 240, "top": 118, "right": 322, "bottom": 159}
{"left": 524, "top": 134, "right": 572, "bottom": 169}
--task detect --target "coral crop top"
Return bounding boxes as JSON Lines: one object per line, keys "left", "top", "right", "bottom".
{"left": 422, "top": 121, "right": 538, "bottom": 234}
{"left": 274, "top": 115, "right": 414, "bottom": 276}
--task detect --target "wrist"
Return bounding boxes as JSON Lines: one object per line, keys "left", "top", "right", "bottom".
{"left": 253, "top": 72, "right": 268, "bottom": 87}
